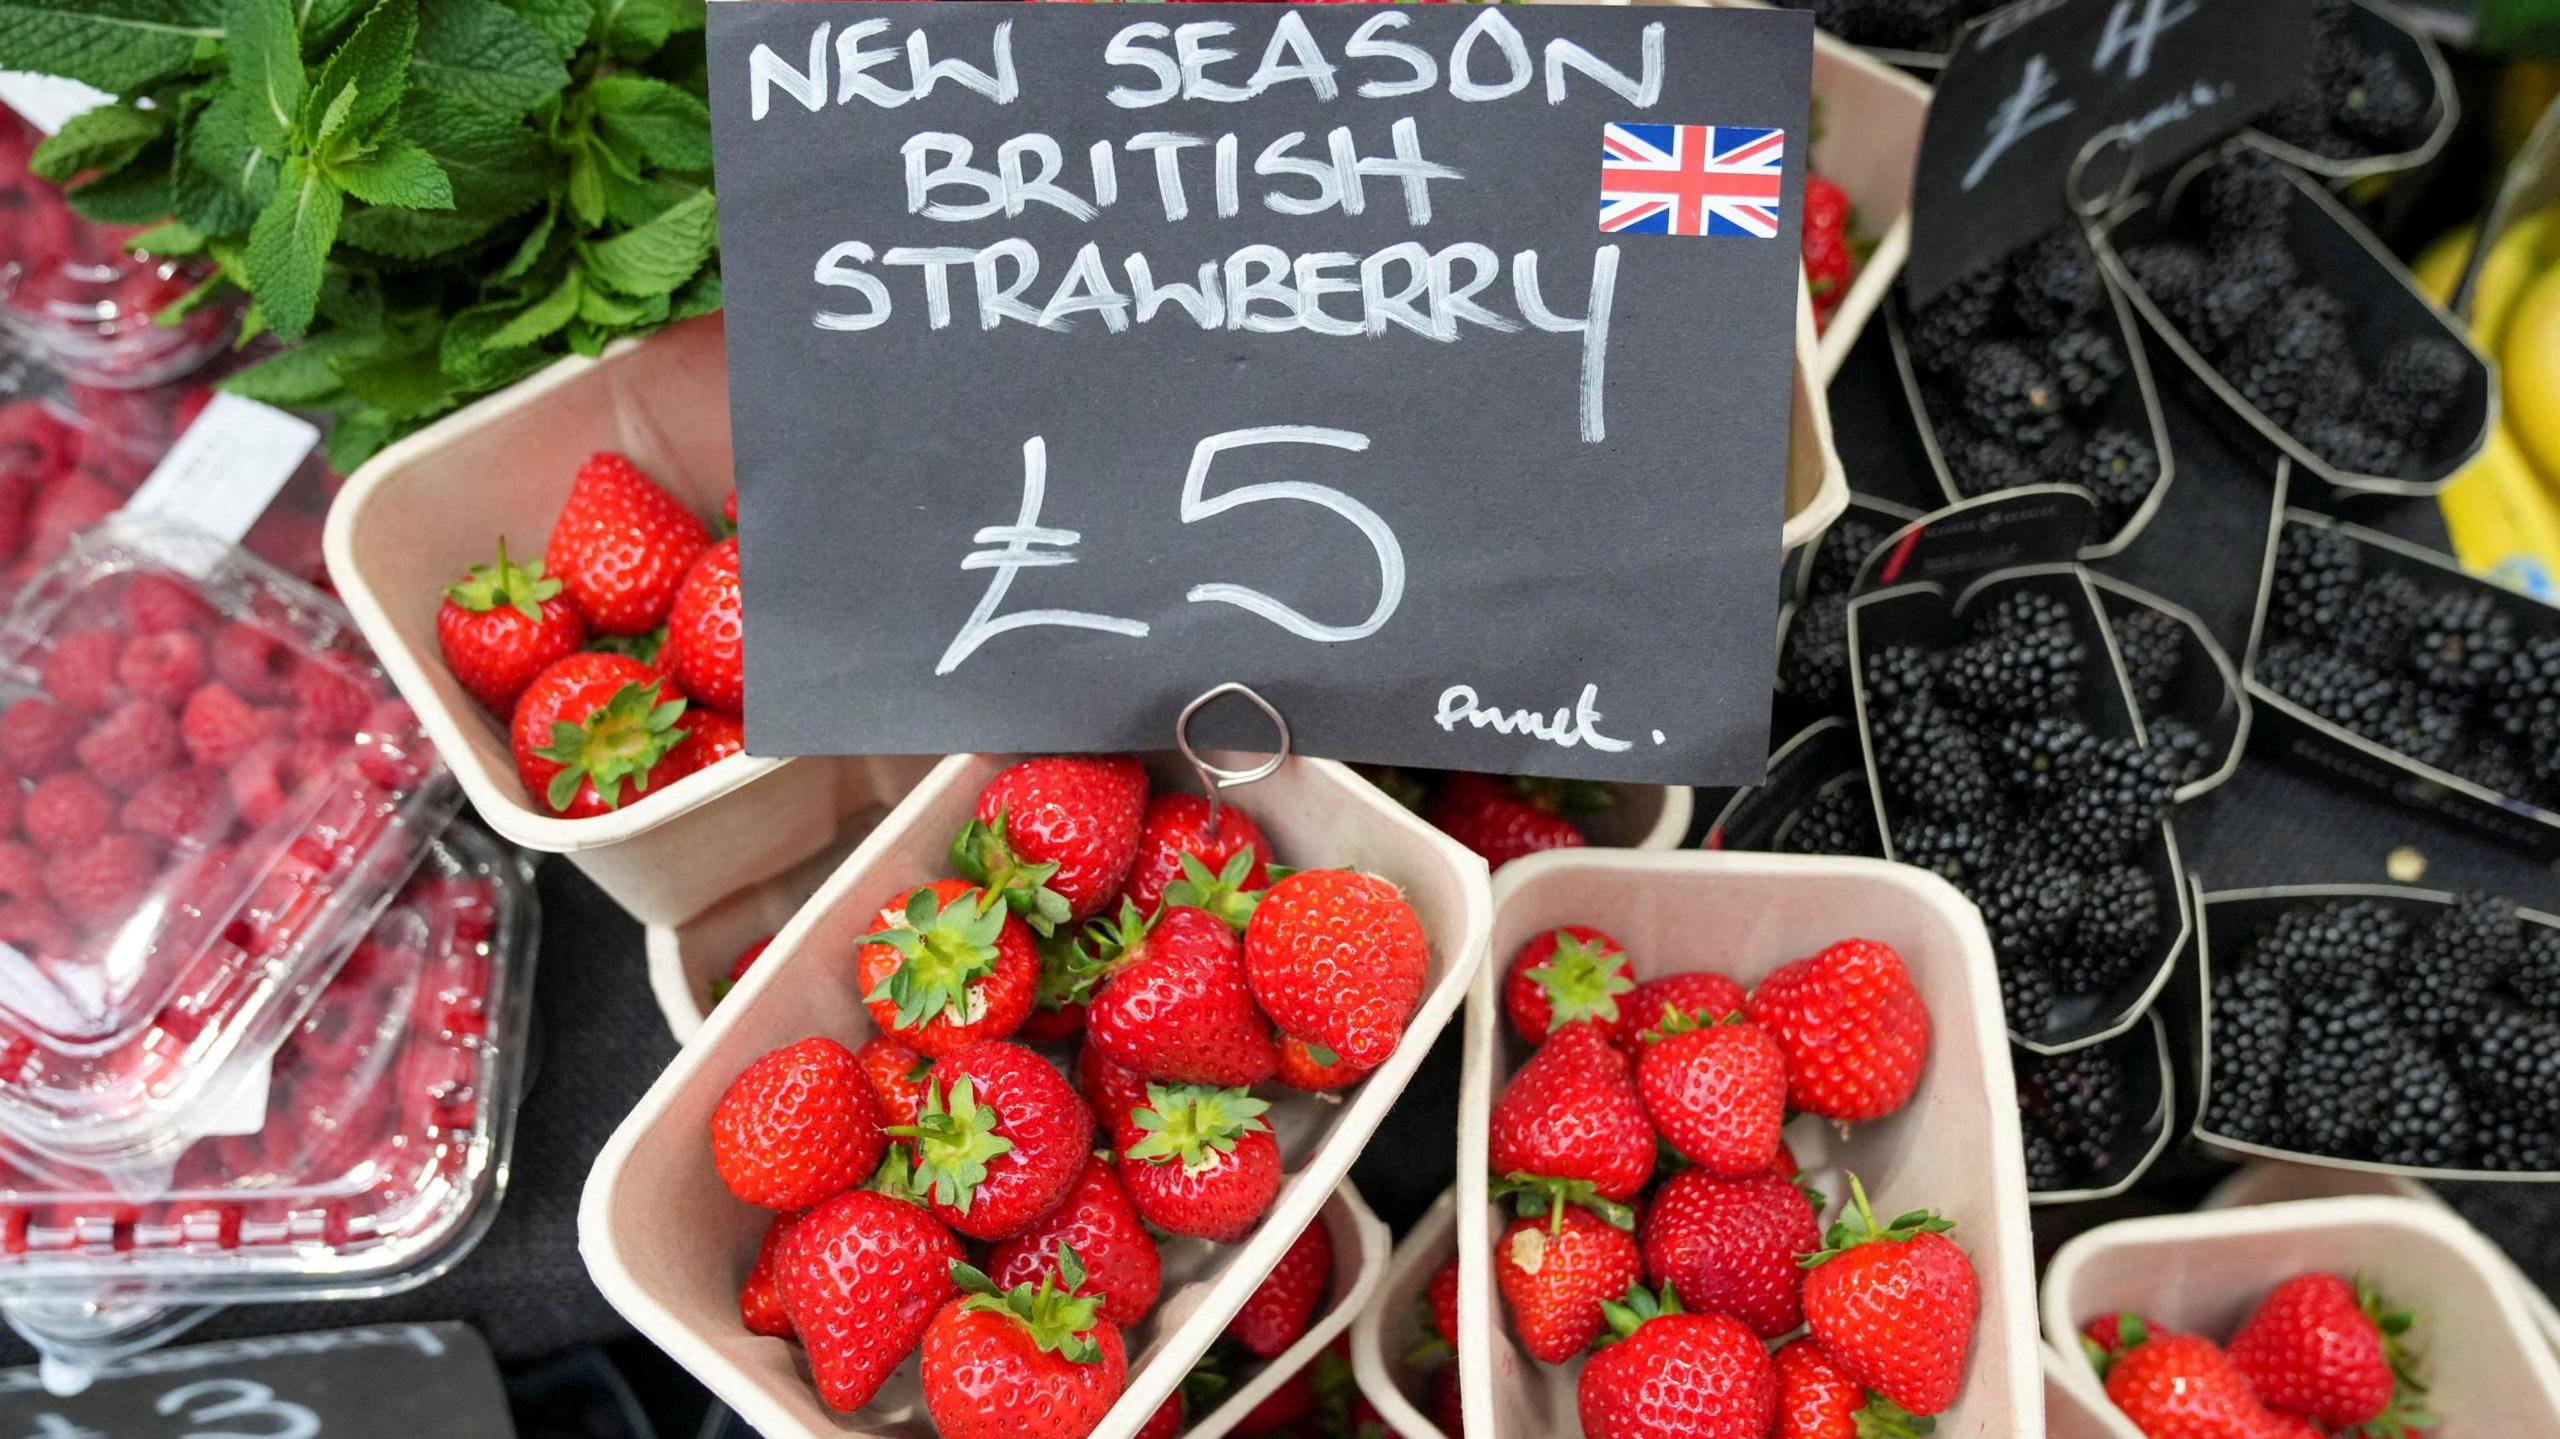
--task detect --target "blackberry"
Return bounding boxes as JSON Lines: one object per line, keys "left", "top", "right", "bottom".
{"left": 1970, "top": 860, "right": 2088, "bottom": 961}
{"left": 2370, "top": 678, "right": 2468, "bottom": 770}
{"left": 1999, "top": 960, "right": 2061, "bottom": 1035}
{"left": 2188, "top": 233, "right": 2300, "bottom": 351}
{"left": 1939, "top": 626, "right": 2084, "bottom": 719}
{"left": 2269, "top": 526, "right": 2362, "bottom": 639}
{"left": 2107, "top": 607, "right": 2185, "bottom": 709}
{"left": 2296, "top": 414, "right": 2408, "bottom": 478}
{"left": 2455, "top": 999, "right": 2560, "bottom": 1132}
{"left": 1993, "top": 715, "right": 2099, "bottom": 805}
{"left": 2333, "top": 570, "right": 2429, "bottom": 669}
{"left": 2372, "top": 1036, "right": 2474, "bottom": 1168}
{"left": 2452, "top": 738, "right": 2535, "bottom": 799}
{"left": 1891, "top": 816, "right": 2003, "bottom": 886}
{"left": 1974, "top": 586, "right": 2079, "bottom": 643}
{"left": 2029, "top": 736, "right": 2176, "bottom": 869}
{"left": 1808, "top": 515, "right": 1887, "bottom": 597}
{"left": 2077, "top": 429, "right": 2160, "bottom": 530}
{"left": 2017, "top": 1045, "right": 2126, "bottom": 1192}
{"left": 2279, "top": 982, "right": 2393, "bottom": 1156}
{"left": 2205, "top": 962, "right": 2291, "bottom": 1145}
{"left": 2510, "top": 925, "right": 2560, "bottom": 1013}
{"left": 2045, "top": 325, "right": 2126, "bottom": 413}
{"left": 2245, "top": 897, "right": 2408, "bottom": 999}
{"left": 2146, "top": 716, "right": 2214, "bottom": 784}
{"left": 2120, "top": 241, "right": 2207, "bottom": 320}
{"left": 2409, "top": 589, "right": 2519, "bottom": 699}
{"left": 1906, "top": 268, "right": 2005, "bottom": 370}
{"left": 1780, "top": 592, "right": 1852, "bottom": 713}
{"left": 1861, "top": 643, "right": 1938, "bottom": 715}
{"left": 2330, "top": 44, "right": 2428, "bottom": 151}
{"left": 2009, "top": 230, "right": 2103, "bottom": 334}
{"left": 1957, "top": 341, "right": 2068, "bottom": 450}
{"left": 2479, "top": 1120, "right": 2560, "bottom": 1173}
{"left": 2257, "top": 644, "right": 2462, "bottom": 766}
{"left": 2367, "top": 336, "right": 2467, "bottom": 443}
{"left": 1942, "top": 429, "right": 2037, "bottom": 499}
{"left": 2393, "top": 890, "right": 2518, "bottom": 1043}
{"left": 2227, "top": 287, "right": 2356, "bottom": 427}
{"left": 2193, "top": 151, "right": 2293, "bottom": 238}
{"left": 1874, "top": 703, "right": 1995, "bottom": 820}
{"left": 2075, "top": 863, "right": 2163, "bottom": 965}
{"left": 2258, "top": 88, "right": 2351, "bottom": 160}
{"left": 2047, "top": 943, "right": 2140, "bottom": 1002}
{"left": 1779, "top": 778, "right": 1880, "bottom": 858}
{"left": 2490, "top": 633, "right": 2560, "bottom": 745}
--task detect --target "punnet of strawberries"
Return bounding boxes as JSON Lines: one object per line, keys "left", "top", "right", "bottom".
{"left": 2083, "top": 1272, "right": 2436, "bottom": 1439}
{"left": 706, "top": 754, "right": 1437, "bottom": 1432}
{"left": 1367, "top": 766, "right": 1618, "bottom": 871}
{"left": 434, "top": 451, "right": 745, "bottom": 819}
{"left": 1486, "top": 926, "right": 1982, "bottom": 1439}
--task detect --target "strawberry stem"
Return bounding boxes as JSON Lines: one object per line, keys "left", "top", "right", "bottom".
{"left": 950, "top": 811, "right": 1075, "bottom": 935}
{"left": 951, "top": 1245, "right": 1107, "bottom": 1363}
{"left": 445, "top": 538, "right": 560, "bottom": 621}
{"left": 1526, "top": 932, "right": 1635, "bottom": 1035}
{"left": 1121, "top": 1083, "right": 1269, "bottom": 1173}
{"left": 532, "top": 678, "right": 687, "bottom": 811}
{"left": 859, "top": 885, "right": 1008, "bottom": 1030}
{"left": 1489, "top": 1172, "right": 1635, "bottom": 1235}
{"left": 1798, "top": 1173, "right": 1953, "bottom": 1268}
{"left": 887, "top": 1073, "right": 1015, "bottom": 1216}
{"left": 1161, "top": 848, "right": 1265, "bottom": 931}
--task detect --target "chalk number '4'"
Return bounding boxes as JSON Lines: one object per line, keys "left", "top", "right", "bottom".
{"left": 1181, "top": 426, "right": 1403, "bottom": 643}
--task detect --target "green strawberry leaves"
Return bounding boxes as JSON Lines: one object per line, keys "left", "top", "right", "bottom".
{"left": 1123, "top": 1084, "right": 1270, "bottom": 1173}
{"left": 1525, "top": 931, "right": 1635, "bottom": 1035}
{"left": 1161, "top": 848, "right": 1267, "bottom": 931}
{"left": 531, "top": 677, "right": 687, "bottom": 812}
{"left": 950, "top": 810, "right": 1075, "bottom": 936}
{"left": 859, "top": 885, "right": 1010, "bottom": 1032}
{"left": 1593, "top": 1282, "right": 1681, "bottom": 1348}
{"left": 951, "top": 1245, "right": 1107, "bottom": 1364}
{"left": 444, "top": 538, "right": 559, "bottom": 619}
{"left": 890, "top": 1074, "right": 1015, "bottom": 1218}
{"left": 1491, "top": 1172, "right": 1635, "bottom": 1236}
{"left": 1853, "top": 1394, "right": 1936, "bottom": 1438}
{"left": 1799, "top": 1173, "right": 1955, "bottom": 1269}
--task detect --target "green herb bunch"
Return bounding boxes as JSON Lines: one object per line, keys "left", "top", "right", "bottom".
{"left": 0, "top": 0, "right": 718, "bottom": 471}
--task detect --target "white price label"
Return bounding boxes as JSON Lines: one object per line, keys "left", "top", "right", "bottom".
{"left": 0, "top": 75, "right": 111, "bottom": 137}
{"left": 124, "top": 397, "right": 320, "bottom": 547}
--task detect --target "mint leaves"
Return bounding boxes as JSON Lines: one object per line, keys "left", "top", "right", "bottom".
{"left": 13, "top": 0, "right": 715, "bottom": 471}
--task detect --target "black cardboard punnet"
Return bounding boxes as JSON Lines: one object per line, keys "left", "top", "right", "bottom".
{"left": 2190, "top": 884, "right": 2560, "bottom": 1184}
{"left": 2240, "top": 0, "right": 2459, "bottom": 183}
{"left": 1702, "top": 716, "right": 1873, "bottom": 854}
{"left": 2095, "top": 146, "right": 2495, "bottom": 498}
{"left": 2022, "top": 1010, "right": 2176, "bottom": 1207}
{"left": 2088, "top": 573, "right": 2252, "bottom": 802}
{"left": 1787, "top": 493, "right": 1922, "bottom": 608}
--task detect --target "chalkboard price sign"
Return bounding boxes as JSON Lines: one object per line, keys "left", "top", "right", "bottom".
{"left": 0, "top": 1324, "right": 513, "bottom": 1438}
{"left": 707, "top": 2, "right": 1815, "bottom": 785}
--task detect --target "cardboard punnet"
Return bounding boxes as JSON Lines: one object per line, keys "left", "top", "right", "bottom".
{"left": 2241, "top": 0, "right": 2459, "bottom": 182}
{"left": 1186, "top": 1186, "right": 1391, "bottom": 1439}
{"left": 1347, "top": 1190, "right": 1459, "bottom": 1439}
{"left": 2087, "top": 573, "right": 2251, "bottom": 803}
{"left": 578, "top": 752, "right": 1491, "bottom": 1439}
{"left": 2042, "top": 1197, "right": 2560, "bottom": 1436}
{"left": 1579, "top": 784, "right": 1696, "bottom": 854}
{"left": 2022, "top": 1012, "right": 2176, "bottom": 1207}
{"left": 1701, "top": 716, "right": 1875, "bottom": 856}
{"left": 2042, "top": 1344, "right": 2123, "bottom": 1439}
{"left": 1455, "top": 850, "right": 2040, "bottom": 1438}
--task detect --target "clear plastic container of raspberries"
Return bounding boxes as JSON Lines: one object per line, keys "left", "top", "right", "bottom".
{"left": 0, "top": 518, "right": 461, "bottom": 1179}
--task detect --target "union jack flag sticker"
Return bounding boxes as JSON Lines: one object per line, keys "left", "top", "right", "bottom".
{"left": 1598, "top": 123, "right": 1786, "bottom": 239}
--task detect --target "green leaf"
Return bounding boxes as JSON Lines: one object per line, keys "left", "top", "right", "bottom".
{"left": 325, "top": 406, "right": 397, "bottom": 473}
{"left": 338, "top": 343, "right": 458, "bottom": 419}
{"left": 337, "top": 204, "right": 496, "bottom": 259}
{"left": 227, "top": 0, "right": 303, "bottom": 150}
{"left": 437, "top": 299, "right": 554, "bottom": 388}
{"left": 413, "top": 0, "right": 569, "bottom": 119}
{"left": 295, "top": 0, "right": 360, "bottom": 42}
{"left": 175, "top": 93, "right": 279, "bottom": 236}
{"left": 224, "top": 341, "right": 353, "bottom": 406}
{"left": 483, "top": 264, "right": 580, "bottom": 349}
{"left": 245, "top": 156, "right": 345, "bottom": 341}
{"left": 667, "top": 261, "right": 719, "bottom": 321}
{"left": 563, "top": 140, "right": 605, "bottom": 228}
{"left": 493, "top": 201, "right": 557, "bottom": 283}
{"left": 399, "top": 92, "right": 552, "bottom": 221}
{"left": 65, "top": 147, "right": 174, "bottom": 224}
{"left": 31, "top": 104, "right": 164, "bottom": 185}
{"left": 331, "top": 138, "right": 452, "bottom": 209}
{"left": 576, "top": 281, "right": 663, "bottom": 327}
{"left": 590, "top": 0, "right": 699, "bottom": 61}
{"left": 312, "top": 82, "right": 358, "bottom": 146}
{"left": 305, "top": 0, "right": 416, "bottom": 141}
{"left": 0, "top": 0, "right": 221, "bottom": 93}
{"left": 577, "top": 185, "right": 712, "bottom": 297}
{"left": 585, "top": 74, "right": 710, "bottom": 173}
{"left": 507, "top": 0, "right": 590, "bottom": 60}
{"left": 125, "top": 219, "right": 204, "bottom": 257}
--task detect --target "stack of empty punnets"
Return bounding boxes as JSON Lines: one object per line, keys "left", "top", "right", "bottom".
{"left": 0, "top": 519, "right": 537, "bottom": 1377}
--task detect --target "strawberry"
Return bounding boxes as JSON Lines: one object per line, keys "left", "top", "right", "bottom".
{"left": 1020, "top": 931, "right": 1094, "bottom": 1046}
{"left": 1801, "top": 175, "right": 1856, "bottom": 334}
{"left": 44, "top": 832, "right": 156, "bottom": 925}
{"left": 2227, "top": 1273, "right": 2423, "bottom": 1431}
{"left": 856, "top": 880, "right": 1038, "bottom": 1057}
{"left": 665, "top": 536, "right": 743, "bottom": 715}
{"left": 115, "top": 631, "right": 205, "bottom": 708}
{"left": 1799, "top": 1176, "right": 1977, "bottom": 1417}
{"left": 895, "top": 1040, "right": 1092, "bottom": 1241}
{"left": 73, "top": 699, "right": 179, "bottom": 795}
{"left": 1084, "top": 901, "right": 1279, "bottom": 1087}
{"left": 855, "top": 1035, "right": 934, "bottom": 1127}
{"left": 1748, "top": 938, "right": 1931, "bottom": 1123}
{"left": 1495, "top": 1200, "right": 1644, "bottom": 1364}
{"left": 1488, "top": 1025, "right": 1655, "bottom": 1204}
{"left": 43, "top": 630, "right": 122, "bottom": 714}
{"left": 1244, "top": 868, "right": 1429, "bottom": 1070}
{"left": 1117, "top": 1083, "right": 1281, "bottom": 1241}
{"left": 667, "top": 706, "right": 743, "bottom": 772}
{"left": 0, "top": 697, "right": 80, "bottom": 775}
{"left": 985, "top": 1154, "right": 1161, "bottom": 1327}
{"left": 2081, "top": 1310, "right": 2161, "bottom": 1372}
{"left": 179, "top": 683, "right": 283, "bottom": 770}
{"left": 1426, "top": 773, "right": 1597, "bottom": 868}
{"left": 1273, "top": 1034, "right": 1371, "bottom": 1092}
{"left": 778, "top": 1188, "right": 964, "bottom": 1413}
{"left": 1634, "top": 1014, "right": 1788, "bottom": 1178}
{"left": 1229, "top": 1214, "right": 1333, "bottom": 1358}
{"left": 1642, "top": 1169, "right": 1820, "bottom": 1341}
{"left": 1134, "top": 1392, "right": 1184, "bottom": 1439}
{"left": 708, "top": 935, "right": 771, "bottom": 1006}
{"left": 1077, "top": 1042, "right": 1153, "bottom": 1132}
{"left": 923, "top": 1250, "right": 1128, "bottom": 1439}
{"left": 25, "top": 771, "right": 113, "bottom": 851}
{"left": 723, "top": 487, "right": 738, "bottom": 528}
{"left": 1120, "top": 792, "right": 1270, "bottom": 914}
{"left": 436, "top": 540, "right": 588, "bottom": 714}
{"left": 711, "top": 1036, "right": 887, "bottom": 1211}
{"left": 2105, "top": 1329, "right": 2286, "bottom": 1439}
{"left": 1773, "top": 1336, "right": 1927, "bottom": 1439}
{"left": 1505, "top": 925, "right": 1637, "bottom": 1044}
{"left": 1431, "top": 1362, "right": 1466, "bottom": 1437}
{"left": 740, "top": 1208, "right": 805, "bottom": 1340}
{"left": 508, "top": 653, "right": 691, "bottom": 817}
{"left": 543, "top": 452, "right": 712, "bottom": 635}
{"left": 1614, "top": 971, "right": 1751, "bottom": 1056}
{"left": 952, "top": 754, "right": 1149, "bottom": 932}
{"left": 1575, "top": 1287, "right": 1777, "bottom": 1439}
{"left": 1426, "top": 1254, "right": 1464, "bottom": 1357}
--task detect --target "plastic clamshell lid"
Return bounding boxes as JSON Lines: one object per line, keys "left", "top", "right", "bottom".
{"left": 0, "top": 822, "right": 534, "bottom": 1304}
{"left": 0, "top": 519, "right": 460, "bottom": 1173}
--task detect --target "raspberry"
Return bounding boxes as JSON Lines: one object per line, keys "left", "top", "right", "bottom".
{"left": 24, "top": 772, "right": 114, "bottom": 851}
{"left": 42, "top": 630, "right": 122, "bottom": 715}
{"left": 120, "top": 573, "right": 215, "bottom": 635}
{"left": 0, "top": 843, "right": 42, "bottom": 903}
{"left": 0, "top": 697, "right": 81, "bottom": 776}
{"left": 119, "top": 767, "right": 229, "bottom": 846}
{"left": 44, "top": 832, "right": 160, "bottom": 927}
{"left": 210, "top": 622, "right": 296, "bottom": 701}
{"left": 180, "top": 684, "right": 284, "bottom": 769}
{"left": 226, "top": 739, "right": 294, "bottom": 828}
{"left": 113, "top": 631, "right": 206, "bottom": 710}
{"left": 73, "top": 699, "right": 182, "bottom": 797}
{"left": 0, "top": 768, "right": 16, "bottom": 837}
{"left": 0, "top": 899, "right": 74, "bottom": 960}
{"left": 355, "top": 699, "right": 431, "bottom": 789}
{"left": 289, "top": 658, "right": 374, "bottom": 740}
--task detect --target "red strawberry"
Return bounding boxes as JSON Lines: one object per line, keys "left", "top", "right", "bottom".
{"left": 1799, "top": 1176, "right": 1977, "bottom": 1417}
{"left": 115, "top": 631, "right": 204, "bottom": 708}
{"left": 1426, "top": 773, "right": 1594, "bottom": 869}
{"left": 1020, "top": 931, "right": 1093, "bottom": 1046}
{"left": 1135, "top": 1391, "right": 1185, "bottom": 1439}
{"left": 1634, "top": 1015, "right": 1788, "bottom": 1178}
{"left": 1116, "top": 1083, "right": 1281, "bottom": 1241}
{"left": 985, "top": 1154, "right": 1161, "bottom": 1327}
{"left": 2227, "top": 1273, "right": 2414, "bottom": 1430}
{"left": 1273, "top": 1034, "right": 1371, "bottom": 1092}
{"left": 1773, "top": 1336, "right": 1926, "bottom": 1439}
{"left": 210, "top": 622, "right": 296, "bottom": 701}
{"left": 779, "top": 1188, "right": 965, "bottom": 1412}
{"left": 708, "top": 935, "right": 771, "bottom": 1007}
{"left": 508, "top": 653, "right": 690, "bottom": 817}
{"left": 740, "top": 1209, "right": 805, "bottom": 1339}
{"left": 2105, "top": 1330, "right": 2286, "bottom": 1439}
{"left": 25, "top": 771, "right": 113, "bottom": 851}
{"left": 855, "top": 1035, "right": 934, "bottom": 1127}
{"left": 436, "top": 540, "right": 587, "bottom": 714}
{"left": 1244, "top": 868, "right": 1429, "bottom": 1070}
{"left": 1748, "top": 938, "right": 1931, "bottom": 1123}
{"left": 1801, "top": 175, "right": 1856, "bottom": 334}
{"left": 44, "top": 831, "right": 156, "bottom": 925}
{"left": 855, "top": 879, "right": 1038, "bottom": 1057}
{"left": 1614, "top": 971, "right": 1751, "bottom": 1057}
{"left": 922, "top": 1252, "right": 1128, "bottom": 1439}
{"left": 543, "top": 453, "right": 712, "bottom": 635}
{"left": 1488, "top": 1025, "right": 1655, "bottom": 1204}
{"left": 1077, "top": 1041, "right": 1152, "bottom": 1130}
{"left": 723, "top": 487, "right": 738, "bottom": 527}
{"left": 1641, "top": 1170, "right": 1819, "bottom": 1340}
{"left": 1120, "top": 793, "right": 1270, "bottom": 914}
{"left": 1575, "top": 1288, "right": 1777, "bottom": 1439}
{"left": 896, "top": 1040, "right": 1092, "bottom": 1241}
{"left": 1505, "top": 925, "right": 1637, "bottom": 1044}
{"left": 953, "top": 754, "right": 1149, "bottom": 932}
{"left": 180, "top": 683, "right": 283, "bottom": 770}
{"left": 665, "top": 536, "right": 743, "bottom": 715}
{"left": 72, "top": 699, "right": 179, "bottom": 795}
{"left": 667, "top": 706, "right": 743, "bottom": 773}
{"left": 1229, "top": 1214, "right": 1333, "bottom": 1358}
{"left": 0, "top": 697, "right": 80, "bottom": 775}
{"left": 43, "top": 630, "right": 122, "bottom": 714}
{"left": 1084, "top": 901, "right": 1279, "bottom": 1087}
{"left": 711, "top": 1036, "right": 887, "bottom": 1211}
{"left": 1496, "top": 1201, "right": 1643, "bottom": 1364}
{"left": 1426, "top": 1254, "right": 1463, "bottom": 1354}
{"left": 1431, "top": 1362, "right": 1466, "bottom": 1437}
{"left": 2081, "top": 1309, "right": 2161, "bottom": 1369}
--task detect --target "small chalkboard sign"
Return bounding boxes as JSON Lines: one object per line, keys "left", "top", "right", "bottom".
{"left": 1907, "top": 0, "right": 2314, "bottom": 301}
{"left": 0, "top": 1323, "right": 513, "bottom": 1438}
{"left": 708, "top": 2, "right": 1814, "bottom": 785}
